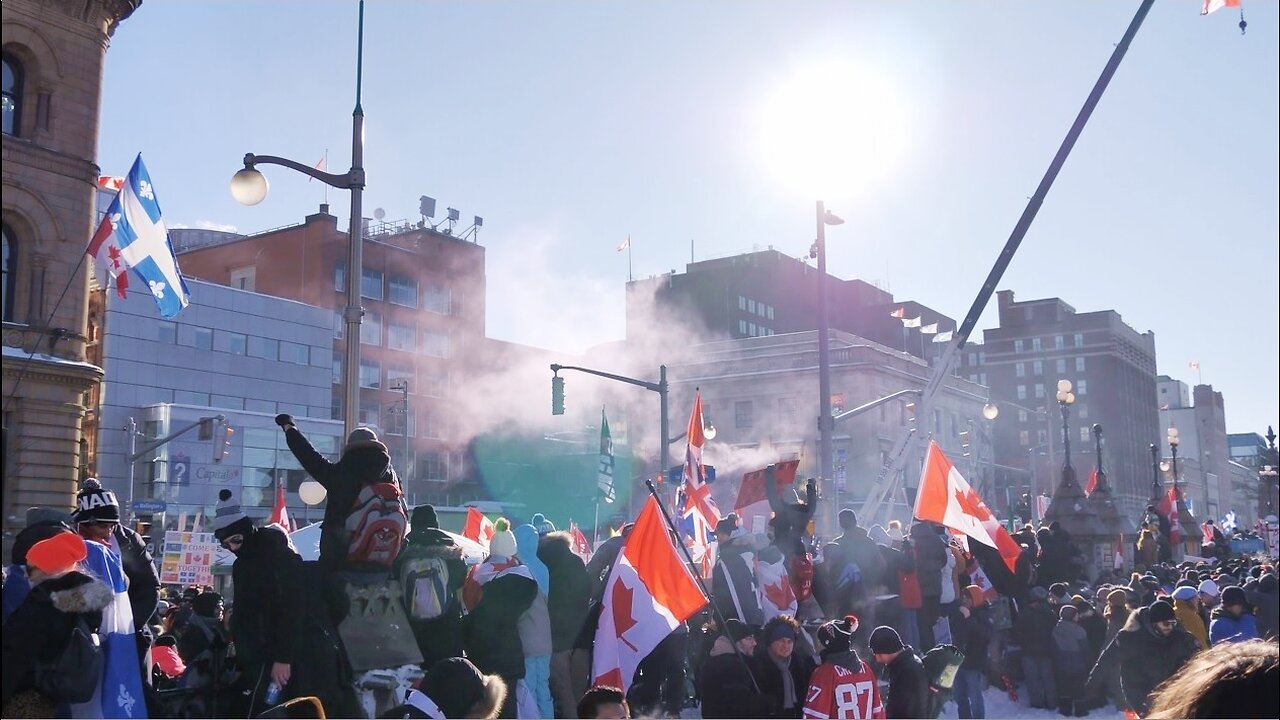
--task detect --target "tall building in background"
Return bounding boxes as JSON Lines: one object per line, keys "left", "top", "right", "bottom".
{"left": 177, "top": 206, "right": 487, "bottom": 504}
{"left": 2, "top": 0, "right": 139, "bottom": 545}
{"left": 626, "top": 249, "right": 957, "bottom": 361}
{"left": 967, "top": 290, "right": 1160, "bottom": 522}
{"left": 1154, "top": 378, "right": 1231, "bottom": 522}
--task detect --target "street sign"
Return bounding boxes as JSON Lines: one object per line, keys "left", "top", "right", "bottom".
{"left": 132, "top": 499, "right": 168, "bottom": 514}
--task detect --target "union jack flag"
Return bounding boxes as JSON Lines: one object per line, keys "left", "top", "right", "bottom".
{"left": 679, "top": 391, "right": 719, "bottom": 577}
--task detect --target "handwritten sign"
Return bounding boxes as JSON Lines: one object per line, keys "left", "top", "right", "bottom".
{"left": 159, "top": 531, "right": 219, "bottom": 587}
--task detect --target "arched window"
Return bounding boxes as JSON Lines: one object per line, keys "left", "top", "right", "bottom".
{"left": 2, "top": 224, "right": 15, "bottom": 322}
{"left": 2, "top": 53, "right": 23, "bottom": 136}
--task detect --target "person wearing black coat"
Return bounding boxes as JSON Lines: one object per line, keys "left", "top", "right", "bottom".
{"left": 1012, "top": 586, "right": 1058, "bottom": 709}
{"left": 396, "top": 505, "right": 468, "bottom": 670}
{"left": 712, "top": 516, "right": 764, "bottom": 627}
{"left": 214, "top": 492, "right": 361, "bottom": 718}
{"left": 2, "top": 558, "right": 111, "bottom": 715}
{"left": 464, "top": 570, "right": 538, "bottom": 718}
{"left": 537, "top": 530, "right": 591, "bottom": 718}
{"left": 869, "top": 626, "right": 929, "bottom": 720}
{"left": 1087, "top": 600, "right": 1198, "bottom": 716}
{"left": 948, "top": 586, "right": 993, "bottom": 719}
{"left": 753, "top": 616, "right": 816, "bottom": 718}
{"left": 763, "top": 468, "right": 817, "bottom": 560}
{"left": 699, "top": 619, "right": 769, "bottom": 718}
{"left": 277, "top": 415, "right": 407, "bottom": 573}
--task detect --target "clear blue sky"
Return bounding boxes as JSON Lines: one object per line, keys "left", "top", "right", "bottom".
{"left": 99, "top": 1, "right": 1278, "bottom": 436}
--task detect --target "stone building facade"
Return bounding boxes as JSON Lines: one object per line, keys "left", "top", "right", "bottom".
{"left": 2, "top": 0, "right": 139, "bottom": 543}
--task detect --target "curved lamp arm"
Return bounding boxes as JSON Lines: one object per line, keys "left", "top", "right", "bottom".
{"left": 243, "top": 153, "right": 364, "bottom": 189}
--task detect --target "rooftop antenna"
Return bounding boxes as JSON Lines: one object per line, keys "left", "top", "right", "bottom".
{"left": 445, "top": 207, "right": 459, "bottom": 235}
{"left": 419, "top": 195, "right": 436, "bottom": 229}
{"left": 458, "top": 215, "right": 484, "bottom": 243}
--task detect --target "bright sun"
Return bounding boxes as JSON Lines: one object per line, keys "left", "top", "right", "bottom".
{"left": 756, "top": 59, "right": 910, "bottom": 201}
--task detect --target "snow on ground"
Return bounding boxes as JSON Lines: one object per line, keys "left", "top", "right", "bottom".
{"left": 936, "top": 687, "right": 1126, "bottom": 720}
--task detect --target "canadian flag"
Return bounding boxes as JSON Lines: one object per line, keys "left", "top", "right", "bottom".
{"left": 268, "top": 479, "right": 292, "bottom": 532}
{"left": 86, "top": 210, "right": 130, "bottom": 299}
{"left": 914, "top": 441, "right": 1021, "bottom": 572}
{"left": 1201, "top": 0, "right": 1239, "bottom": 15}
{"left": 734, "top": 459, "right": 800, "bottom": 534}
{"left": 570, "top": 521, "right": 593, "bottom": 561}
{"left": 756, "top": 552, "right": 797, "bottom": 622}
{"left": 593, "top": 496, "right": 707, "bottom": 692}
{"left": 1157, "top": 487, "right": 1182, "bottom": 545}
{"left": 463, "top": 507, "right": 496, "bottom": 548}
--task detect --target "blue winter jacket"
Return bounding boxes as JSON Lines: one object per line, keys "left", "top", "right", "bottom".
{"left": 1209, "top": 609, "right": 1259, "bottom": 645}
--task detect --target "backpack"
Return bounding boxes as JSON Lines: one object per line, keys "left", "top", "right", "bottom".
{"left": 344, "top": 481, "right": 408, "bottom": 567}
{"left": 824, "top": 542, "right": 862, "bottom": 592}
{"left": 921, "top": 643, "right": 965, "bottom": 719}
{"left": 34, "top": 615, "right": 104, "bottom": 704}
{"left": 789, "top": 553, "right": 815, "bottom": 602}
{"left": 401, "top": 554, "right": 452, "bottom": 621}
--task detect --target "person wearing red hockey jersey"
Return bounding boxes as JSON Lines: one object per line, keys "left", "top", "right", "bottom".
{"left": 803, "top": 615, "right": 885, "bottom": 720}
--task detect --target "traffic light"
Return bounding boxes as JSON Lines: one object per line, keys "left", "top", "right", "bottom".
{"left": 959, "top": 430, "right": 971, "bottom": 457}
{"left": 551, "top": 375, "right": 565, "bottom": 415}
{"left": 213, "top": 422, "right": 234, "bottom": 463}
{"left": 197, "top": 418, "right": 213, "bottom": 441}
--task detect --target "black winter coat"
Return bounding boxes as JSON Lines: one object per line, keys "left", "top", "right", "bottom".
{"left": 464, "top": 572, "right": 537, "bottom": 681}
{"left": 712, "top": 537, "right": 762, "bottom": 627}
{"left": 699, "top": 644, "right": 769, "bottom": 718}
{"left": 763, "top": 469, "right": 816, "bottom": 559}
{"left": 948, "top": 604, "right": 993, "bottom": 671}
{"left": 1012, "top": 601, "right": 1057, "bottom": 658}
{"left": 752, "top": 650, "right": 816, "bottom": 718}
{"left": 1, "top": 571, "right": 111, "bottom": 709}
{"left": 228, "top": 525, "right": 305, "bottom": 669}
{"left": 395, "top": 528, "right": 467, "bottom": 669}
{"left": 910, "top": 527, "right": 948, "bottom": 597}
{"left": 537, "top": 532, "right": 590, "bottom": 652}
{"left": 1088, "top": 606, "right": 1198, "bottom": 714}
{"left": 113, "top": 524, "right": 160, "bottom": 630}
{"left": 882, "top": 646, "right": 929, "bottom": 720}
{"left": 284, "top": 426, "right": 405, "bottom": 572}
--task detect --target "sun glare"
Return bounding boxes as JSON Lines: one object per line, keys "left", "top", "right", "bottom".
{"left": 756, "top": 59, "right": 910, "bottom": 201}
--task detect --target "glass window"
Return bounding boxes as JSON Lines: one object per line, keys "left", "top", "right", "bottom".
{"left": 1032, "top": 337, "right": 1043, "bottom": 352}
{"left": 421, "top": 370, "right": 448, "bottom": 397}
{"left": 1019, "top": 430, "right": 1029, "bottom": 446}
{"left": 421, "top": 409, "right": 444, "bottom": 439}
{"left": 1078, "top": 405, "right": 1088, "bottom": 420}
{"left": 1034, "top": 384, "right": 1045, "bottom": 398}
{"left": 1015, "top": 362, "right": 1025, "bottom": 378}
{"left": 211, "top": 395, "right": 243, "bottom": 410}
{"left": 979, "top": 373, "right": 987, "bottom": 386}
{"left": 1078, "top": 380, "right": 1088, "bottom": 395}
{"left": 738, "top": 320, "right": 747, "bottom": 335}
{"left": 333, "top": 312, "right": 344, "bottom": 339}
{"left": 747, "top": 299, "right": 756, "bottom": 314}
{"left": 748, "top": 322, "right": 756, "bottom": 336}
{"left": 423, "top": 285, "right": 451, "bottom": 314}
{"left": 245, "top": 398, "right": 277, "bottom": 414}
{"left": 757, "top": 303, "right": 766, "bottom": 318}
{"left": 767, "top": 305, "right": 774, "bottom": 320}
{"left": 386, "top": 406, "right": 415, "bottom": 436}
{"left": 261, "top": 337, "right": 279, "bottom": 360}
{"left": 359, "top": 359, "right": 380, "bottom": 388}
{"left": 1055, "top": 335, "right": 1064, "bottom": 349}
{"left": 421, "top": 451, "right": 448, "bottom": 481}
{"left": 1, "top": 224, "right": 14, "bottom": 321}
{"left": 422, "top": 330, "right": 450, "bottom": 358}
{"left": 361, "top": 267, "right": 383, "bottom": 300}
{"left": 1032, "top": 360, "right": 1042, "bottom": 375}
{"left": 1073, "top": 333, "right": 1084, "bottom": 347}
{"left": 192, "top": 327, "right": 212, "bottom": 350}
{"left": 227, "top": 332, "right": 247, "bottom": 355}
{"left": 335, "top": 262, "right": 346, "bottom": 292}
{"left": 360, "top": 311, "right": 381, "bottom": 346}
{"left": 735, "top": 400, "right": 753, "bottom": 429}
{"left": 280, "top": 341, "right": 309, "bottom": 365}
{"left": 174, "top": 390, "right": 210, "bottom": 406}
{"left": 1018, "top": 409, "right": 1028, "bottom": 423}
{"left": 389, "top": 276, "right": 418, "bottom": 307}
{"left": 310, "top": 345, "right": 328, "bottom": 367}
{"left": 1075, "top": 357, "right": 1085, "bottom": 372}
{"left": 359, "top": 396, "right": 380, "bottom": 426}
{"left": 387, "top": 320, "right": 415, "bottom": 351}
{"left": 1014, "top": 339, "right": 1024, "bottom": 354}
{"left": 1017, "top": 385, "right": 1027, "bottom": 400}
{"left": 332, "top": 352, "right": 343, "bottom": 385}
{"left": 738, "top": 296, "right": 746, "bottom": 311}
{"left": 1056, "top": 358, "right": 1066, "bottom": 374}
{"left": 157, "top": 321, "right": 177, "bottom": 344}
{"left": 387, "top": 366, "right": 413, "bottom": 389}
{"left": 2, "top": 54, "right": 22, "bottom": 136}
{"left": 230, "top": 266, "right": 256, "bottom": 292}
{"left": 1079, "top": 426, "right": 1091, "bottom": 442}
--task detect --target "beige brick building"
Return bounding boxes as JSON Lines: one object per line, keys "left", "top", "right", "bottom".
{"left": 2, "top": 0, "right": 138, "bottom": 541}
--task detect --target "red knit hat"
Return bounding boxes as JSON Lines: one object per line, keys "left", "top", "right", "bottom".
{"left": 27, "top": 531, "right": 87, "bottom": 575}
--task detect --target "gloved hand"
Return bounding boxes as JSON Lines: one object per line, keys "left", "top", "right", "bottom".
{"left": 274, "top": 414, "right": 295, "bottom": 429}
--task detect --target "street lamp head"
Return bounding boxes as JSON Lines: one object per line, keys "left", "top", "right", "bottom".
{"left": 1057, "top": 379, "right": 1073, "bottom": 394}
{"left": 1167, "top": 427, "right": 1180, "bottom": 446}
{"left": 823, "top": 209, "right": 845, "bottom": 226}
{"left": 1092, "top": 423, "right": 1102, "bottom": 437}
{"left": 1065, "top": 392, "right": 1075, "bottom": 405}
{"left": 1160, "top": 460, "right": 1171, "bottom": 473}
{"left": 982, "top": 403, "right": 999, "bottom": 421}
{"left": 704, "top": 424, "right": 717, "bottom": 441}
{"left": 230, "top": 167, "right": 269, "bottom": 205}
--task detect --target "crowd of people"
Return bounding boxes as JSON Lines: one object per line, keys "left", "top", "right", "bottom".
{"left": 2, "top": 425, "right": 1278, "bottom": 720}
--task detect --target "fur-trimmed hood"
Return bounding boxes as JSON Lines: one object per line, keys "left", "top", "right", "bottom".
{"left": 404, "top": 535, "right": 464, "bottom": 561}
{"left": 44, "top": 570, "right": 114, "bottom": 614}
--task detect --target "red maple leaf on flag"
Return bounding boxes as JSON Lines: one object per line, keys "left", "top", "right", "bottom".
{"left": 108, "top": 244, "right": 123, "bottom": 270}
{"left": 611, "top": 577, "right": 639, "bottom": 651}
{"left": 955, "top": 488, "right": 994, "bottom": 521}
{"left": 763, "top": 577, "right": 795, "bottom": 610}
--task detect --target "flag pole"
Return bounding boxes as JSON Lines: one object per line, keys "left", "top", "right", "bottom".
{"left": 593, "top": 500, "right": 601, "bottom": 550}
{"left": 2, "top": 250, "right": 92, "bottom": 414}
{"left": 643, "top": 478, "right": 761, "bottom": 693}
{"left": 628, "top": 237, "right": 634, "bottom": 282}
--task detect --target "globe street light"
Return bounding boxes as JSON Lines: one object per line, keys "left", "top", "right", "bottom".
{"left": 230, "top": 0, "right": 368, "bottom": 440}
{"left": 1167, "top": 426, "right": 1181, "bottom": 491}
{"left": 1056, "top": 379, "right": 1076, "bottom": 470}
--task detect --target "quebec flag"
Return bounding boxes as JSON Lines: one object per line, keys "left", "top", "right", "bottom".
{"left": 74, "top": 541, "right": 147, "bottom": 719}
{"left": 87, "top": 153, "right": 190, "bottom": 318}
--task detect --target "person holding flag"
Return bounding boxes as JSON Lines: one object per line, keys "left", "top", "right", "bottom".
{"left": 679, "top": 391, "right": 720, "bottom": 578}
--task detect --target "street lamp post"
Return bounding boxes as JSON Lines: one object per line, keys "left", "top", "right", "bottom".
{"left": 1055, "top": 379, "right": 1076, "bottom": 471}
{"left": 814, "top": 201, "right": 843, "bottom": 531}
{"left": 230, "top": 0, "right": 367, "bottom": 439}
{"left": 1168, "top": 427, "right": 1181, "bottom": 493}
